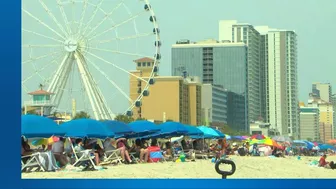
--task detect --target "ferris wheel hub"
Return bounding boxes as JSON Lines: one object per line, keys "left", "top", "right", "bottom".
{"left": 64, "top": 38, "right": 78, "bottom": 52}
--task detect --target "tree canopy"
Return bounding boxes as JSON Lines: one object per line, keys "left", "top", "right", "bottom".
{"left": 114, "top": 114, "right": 134, "bottom": 123}
{"left": 72, "top": 111, "right": 91, "bottom": 120}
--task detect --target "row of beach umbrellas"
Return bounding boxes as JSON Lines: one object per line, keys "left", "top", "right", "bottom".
{"left": 21, "top": 115, "right": 225, "bottom": 140}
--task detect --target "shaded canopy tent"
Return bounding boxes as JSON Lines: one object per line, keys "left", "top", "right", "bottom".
{"left": 127, "top": 121, "right": 161, "bottom": 138}
{"left": 272, "top": 135, "right": 292, "bottom": 143}
{"left": 101, "top": 120, "right": 135, "bottom": 138}
{"left": 60, "top": 119, "right": 115, "bottom": 139}
{"left": 22, "top": 115, "right": 65, "bottom": 138}
{"left": 190, "top": 126, "right": 225, "bottom": 139}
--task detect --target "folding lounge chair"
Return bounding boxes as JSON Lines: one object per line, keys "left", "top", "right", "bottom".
{"left": 148, "top": 146, "right": 166, "bottom": 163}
{"left": 194, "top": 150, "right": 209, "bottom": 160}
{"left": 21, "top": 153, "right": 45, "bottom": 172}
{"left": 72, "top": 149, "right": 96, "bottom": 169}
{"left": 101, "top": 149, "right": 122, "bottom": 165}
{"left": 149, "top": 151, "right": 166, "bottom": 163}
{"left": 68, "top": 140, "right": 96, "bottom": 169}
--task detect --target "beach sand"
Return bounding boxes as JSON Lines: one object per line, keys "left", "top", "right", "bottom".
{"left": 22, "top": 156, "right": 336, "bottom": 179}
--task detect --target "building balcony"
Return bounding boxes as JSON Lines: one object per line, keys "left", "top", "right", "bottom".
{"left": 24, "top": 100, "right": 55, "bottom": 107}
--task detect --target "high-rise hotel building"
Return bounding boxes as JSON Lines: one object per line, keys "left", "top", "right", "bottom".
{"left": 219, "top": 20, "right": 299, "bottom": 138}
{"left": 256, "top": 26, "right": 299, "bottom": 138}
{"left": 219, "top": 20, "right": 263, "bottom": 122}
{"left": 171, "top": 39, "right": 249, "bottom": 132}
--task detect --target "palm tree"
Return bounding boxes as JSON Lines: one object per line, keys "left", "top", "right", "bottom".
{"left": 72, "top": 111, "right": 91, "bottom": 120}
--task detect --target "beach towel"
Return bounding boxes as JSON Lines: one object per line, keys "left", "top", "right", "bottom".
{"left": 309, "top": 160, "right": 319, "bottom": 167}
{"left": 38, "top": 151, "right": 59, "bottom": 171}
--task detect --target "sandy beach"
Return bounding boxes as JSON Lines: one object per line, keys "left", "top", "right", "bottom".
{"left": 22, "top": 156, "right": 336, "bottom": 179}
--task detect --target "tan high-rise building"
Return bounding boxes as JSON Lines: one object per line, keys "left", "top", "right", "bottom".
{"left": 307, "top": 97, "right": 334, "bottom": 142}
{"left": 312, "top": 83, "right": 332, "bottom": 103}
{"left": 129, "top": 57, "right": 202, "bottom": 125}
{"left": 299, "top": 107, "right": 320, "bottom": 141}
{"left": 320, "top": 123, "right": 333, "bottom": 143}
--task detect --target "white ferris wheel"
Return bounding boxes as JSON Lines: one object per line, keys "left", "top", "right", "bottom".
{"left": 22, "top": 0, "right": 161, "bottom": 120}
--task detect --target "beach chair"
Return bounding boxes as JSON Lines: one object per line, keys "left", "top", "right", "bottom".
{"left": 101, "top": 149, "right": 122, "bottom": 165}
{"left": 194, "top": 150, "right": 209, "bottom": 159}
{"left": 147, "top": 146, "right": 166, "bottom": 163}
{"left": 71, "top": 149, "right": 96, "bottom": 168}
{"left": 68, "top": 141, "right": 96, "bottom": 169}
{"left": 21, "top": 153, "right": 45, "bottom": 172}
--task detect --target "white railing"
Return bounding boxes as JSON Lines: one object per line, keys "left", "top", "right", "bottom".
{"left": 24, "top": 100, "right": 54, "bottom": 106}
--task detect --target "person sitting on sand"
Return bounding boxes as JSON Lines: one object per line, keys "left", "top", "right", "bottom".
{"left": 135, "top": 139, "right": 149, "bottom": 163}
{"left": 319, "top": 154, "right": 335, "bottom": 169}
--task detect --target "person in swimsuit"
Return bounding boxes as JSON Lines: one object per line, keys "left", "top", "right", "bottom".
{"left": 215, "top": 138, "right": 226, "bottom": 161}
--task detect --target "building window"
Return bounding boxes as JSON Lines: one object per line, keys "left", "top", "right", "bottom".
{"left": 142, "top": 62, "right": 146, "bottom": 66}
{"left": 147, "top": 62, "right": 151, "bottom": 66}
{"left": 137, "top": 63, "right": 141, "bottom": 67}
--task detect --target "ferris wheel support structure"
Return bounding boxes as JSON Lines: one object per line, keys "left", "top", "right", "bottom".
{"left": 22, "top": 0, "right": 161, "bottom": 120}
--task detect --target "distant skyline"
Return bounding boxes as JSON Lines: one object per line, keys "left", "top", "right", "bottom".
{"left": 150, "top": 0, "right": 336, "bottom": 103}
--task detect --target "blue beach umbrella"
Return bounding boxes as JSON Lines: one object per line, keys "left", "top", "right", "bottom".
{"left": 319, "top": 144, "right": 336, "bottom": 150}
{"left": 184, "top": 125, "right": 203, "bottom": 136}
{"left": 191, "top": 126, "right": 225, "bottom": 139}
{"left": 127, "top": 121, "right": 160, "bottom": 138}
{"left": 303, "top": 140, "right": 315, "bottom": 150}
{"left": 148, "top": 121, "right": 189, "bottom": 139}
{"left": 102, "top": 120, "right": 135, "bottom": 138}
{"left": 60, "top": 119, "right": 115, "bottom": 139}
{"left": 22, "top": 115, "right": 65, "bottom": 138}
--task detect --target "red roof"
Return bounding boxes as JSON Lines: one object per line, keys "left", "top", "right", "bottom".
{"left": 134, "top": 57, "right": 154, "bottom": 63}
{"left": 28, "top": 89, "right": 54, "bottom": 95}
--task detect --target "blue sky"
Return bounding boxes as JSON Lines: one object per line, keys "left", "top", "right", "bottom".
{"left": 151, "top": 0, "right": 336, "bottom": 103}
{"left": 22, "top": 0, "right": 336, "bottom": 115}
